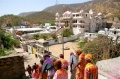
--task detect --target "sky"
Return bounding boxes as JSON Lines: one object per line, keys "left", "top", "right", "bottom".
{"left": 0, "top": 0, "right": 90, "bottom": 16}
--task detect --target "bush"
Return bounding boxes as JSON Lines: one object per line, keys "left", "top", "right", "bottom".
{"left": 77, "top": 38, "right": 88, "bottom": 49}
{"left": 0, "top": 48, "right": 5, "bottom": 56}
{"left": 39, "top": 34, "right": 49, "bottom": 40}
{"left": 80, "top": 35, "right": 120, "bottom": 63}
{"left": 61, "top": 28, "right": 73, "bottom": 37}
{"left": 33, "top": 34, "right": 40, "bottom": 40}
{"left": 50, "top": 33, "right": 57, "bottom": 39}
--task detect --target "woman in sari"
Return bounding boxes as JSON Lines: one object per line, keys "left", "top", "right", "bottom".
{"left": 32, "top": 64, "right": 40, "bottom": 79}
{"left": 53, "top": 60, "right": 68, "bottom": 79}
{"left": 75, "top": 50, "right": 86, "bottom": 79}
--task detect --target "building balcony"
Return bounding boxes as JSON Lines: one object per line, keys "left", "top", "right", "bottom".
{"left": 73, "top": 16, "right": 84, "bottom": 20}
{"left": 55, "top": 23, "right": 65, "bottom": 25}
{"left": 72, "top": 23, "right": 86, "bottom": 25}
{"left": 62, "top": 17, "right": 72, "bottom": 20}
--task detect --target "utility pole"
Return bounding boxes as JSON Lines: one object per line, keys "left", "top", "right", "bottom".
{"left": 62, "top": 36, "right": 64, "bottom": 57}
{"left": 56, "top": 0, "right": 58, "bottom": 5}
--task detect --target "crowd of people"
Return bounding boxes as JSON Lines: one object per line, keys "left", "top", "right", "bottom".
{"left": 26, "top": 50, "right": 98, "bottom": 79}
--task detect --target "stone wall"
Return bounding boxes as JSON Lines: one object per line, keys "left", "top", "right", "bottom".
{"left": 97, "top": 56, "right": 120, "bottom": 79}
{"left": 0, "top": 55, "right": 25, "bottom": 79}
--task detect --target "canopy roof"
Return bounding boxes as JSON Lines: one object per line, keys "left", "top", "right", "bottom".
{"left": 16, "top": 28, "right": 43, "bottom": 32}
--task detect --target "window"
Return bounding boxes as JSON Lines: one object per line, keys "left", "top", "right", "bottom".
{"left": 73, "top": 15, "right": 75, "bottom": 17}
{"left": 76, "top": 14, "right": 79, "bottom": 17}
{"left": 50, "top": 27, "right": 56, "bottom": 29}
{"left": 73, "top": 25, "right": 77, "bottom": 27}
{"left": 80, "top": 25, "right": 84, "bottom": 28}
{"left": 79, "top": 20, "right": 85, "bottom": 23}
{"left": 73, "top": 20, "right": 77, "bottom": 23}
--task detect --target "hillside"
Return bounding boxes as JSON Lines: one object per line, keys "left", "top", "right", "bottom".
{"left": 17, "top": 0, "right": 120, "bottom": 23}
{"left": 18, "top": 11, "right": 36, "bottom": 17}
{"left": 43, "top": 0, "right": 120, "bottom": 15}
{"left": 0, "top": 15, "right": 32, "bottom": 27}
{"left": 25, "top": 11, "right": 55, "bottom": 24}
{"left": 1, "top": 0, "right": 120, "bottom": 27}
{"left": 0, "top": 11, "right": 55, "bottom": 27}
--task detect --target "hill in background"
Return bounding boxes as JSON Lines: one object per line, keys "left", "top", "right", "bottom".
{"left": 0, "top": 15, "right": 32, "bottom": 27}
{"left": 43, "top": 0, "right": 120, "bottom": 15}
{"left": 19, "top": 11, "right": 36, "bottom": 17}
{"left": 1, "top": 0, "right": 120, "bottom": 27}
{"left": 25, "top": 11, "right": 55, "bottom": 24}
{"left": 18, "top": 0, "right": 120, "bottom": 24}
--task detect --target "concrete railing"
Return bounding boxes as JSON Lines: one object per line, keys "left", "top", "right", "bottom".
{"left": 47, "top": 34, "right": 81, "bottom": 46}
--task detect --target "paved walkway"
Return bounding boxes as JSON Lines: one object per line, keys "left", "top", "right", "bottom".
{"left": 23, "top": 53, "right": 108, "bottom": 79}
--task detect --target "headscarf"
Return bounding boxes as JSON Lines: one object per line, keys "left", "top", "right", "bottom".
{"left": 85, "top": 54, "right": 92, "bottom": 61}
{"left": 76, "top": 50, "right": 82, "bottom": 56}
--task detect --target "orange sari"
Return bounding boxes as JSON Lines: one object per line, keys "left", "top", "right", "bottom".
{"left": 84, "top": 63, "right": 98, "bottom": 79}
{"left": 59, "top": 58, "right": 68, "bottom": 70}
{"left": 75, "top": 53, "right": 86, "bottom": 79}
{"left": 53, "top": 68, "right": 68, "bottom": 79}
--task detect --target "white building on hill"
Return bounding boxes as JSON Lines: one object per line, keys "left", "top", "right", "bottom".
{"left": 55, "top": 9, "right": 107, "bottom": 35}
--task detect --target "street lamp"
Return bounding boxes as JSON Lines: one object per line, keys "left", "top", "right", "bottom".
{"left": 62, "top": 35, "right": 64, "bottom": 57}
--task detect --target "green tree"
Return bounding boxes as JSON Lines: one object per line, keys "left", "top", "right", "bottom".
{"left": 77, "top": 38, "right": 88, "bottom": 49}
{"left": 61, "top": 28, "right": 73, "bottom": 37}
{"left": 50, "top": 33, "right": 57, "bottom": 39}
{"left": 39, "top": 34, "right": 49, "bottom": 40}
{"left": 0, "top": 29, "right": 19, "bottom": 56}
{"left": 33, "top": 34, "right": 40, "bottom": 40}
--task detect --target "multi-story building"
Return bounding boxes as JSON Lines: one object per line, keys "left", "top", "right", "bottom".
{"left": 55, "top": 9, "right": 107, "bottom": 35}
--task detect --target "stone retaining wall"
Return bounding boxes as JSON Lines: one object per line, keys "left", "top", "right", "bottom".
{"left": 0, "top": 55, "right": 25, "bottom": 79}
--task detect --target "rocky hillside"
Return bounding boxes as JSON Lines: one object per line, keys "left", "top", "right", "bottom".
{"left": 19, "top": 11, "right": 36, "bottom": 17}
{"left": 25, "top": 11, "right": 55, "bottom": 24}
{"left": 16, "top": 0, "right": 120, "bottom": 24}
{"left": 43, "top": 0, "right": 120, "bottom": 15}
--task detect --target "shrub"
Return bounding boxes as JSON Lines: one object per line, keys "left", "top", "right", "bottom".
{"left": 77, "top": 38, "right": 88, "bottom": 49}
{"left": 61, "top": 28, "right": 73, "bottom": 37}
{"left": 39, "top": 34, "right": 49, "bottom": 40}
{"left": 50, "top": 33, "right": 57, "bottom": 39}
{"left": 80, "top": 35, "right": 120, "bottom": 63}
{"left": 33, "top": 34, "right": 40, "bottom": 40}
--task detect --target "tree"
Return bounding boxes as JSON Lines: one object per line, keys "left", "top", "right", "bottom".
{"left": 77, "top": 38, "right": 88, "bottom": 49}
{"left": 39, "top": 34, "right": 49, "bottom": 40}
{"left": 61, "top": 28, "right": 73, "bottom": 37}
{"left": 33, "top": 34, "right": 40, "bottom": 40}
{"left": 80, "top": 35, "right": 120, "bottom": 63}
{"left": 50, "top": 33, "right": 57, "bottom": 39}
{"left": 0, "top": 29, "right": 19, "bottom": 56}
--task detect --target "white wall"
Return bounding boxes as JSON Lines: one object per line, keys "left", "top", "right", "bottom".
{"left": 47, "top": 34, "right": 80, "bottom": 45}
{"left": 27, "top": 45, "right": 32, "bottom": 54}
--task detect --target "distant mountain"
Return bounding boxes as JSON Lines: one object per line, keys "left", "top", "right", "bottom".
{"left": 43, "top": 0, "right": 120, "bottom": 15}
{"left": 25, "top": 11, "right": 55, "bottom": 24}
{"left": 19, "top": 11, "right": 36, "bottom": 17}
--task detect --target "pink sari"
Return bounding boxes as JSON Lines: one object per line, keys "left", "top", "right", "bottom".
{"left": 32, "top": 65, "right": 41, "bottom": 78}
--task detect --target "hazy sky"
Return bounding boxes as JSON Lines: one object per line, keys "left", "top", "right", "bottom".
{"left": 0, "top": 0, "right": 90, "bottom": 16}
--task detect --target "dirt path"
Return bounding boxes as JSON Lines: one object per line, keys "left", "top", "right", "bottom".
{"left": 49, "top": 41, "right": 79, "bottom": 61}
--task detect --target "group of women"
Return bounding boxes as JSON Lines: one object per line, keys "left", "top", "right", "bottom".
{"left": 26, "top": 50, "right": 98, "bottom": 79}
